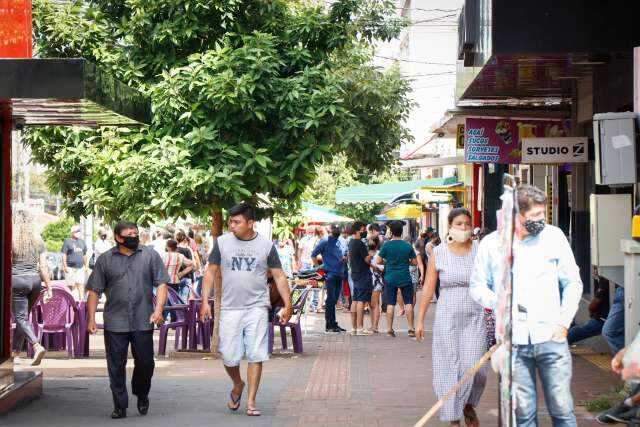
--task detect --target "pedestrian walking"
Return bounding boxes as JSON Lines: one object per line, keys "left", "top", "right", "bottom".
{"left": 86, "top": 221, "right": 170, "bottom": 419}
{"left": 375, "top": 220, "right": 417, "bottom": 337}
{"left": 470, "top": 184, "right": 582, "bottom": 426}
{"left": 199, "top": 203, "right": 292, "bottom": 417}
{"left": 312, "top": 224, "right": 347, "bottom": 333}
{"left": 11, "top": 209, "right": 51, "bottom": 366}
{"left": 416, "top": 208, "right": 486, "bottom": 426}
{"left": 61, "top": 224, "right": 88, "bottom": 300}
{"left": 369, "top": 236, "right": 384, "bottom": 333}
{"left": 162, "top": 239, "right": 194, "bottom": 302}
{"left": 348, "top": 221, "right": 374, "bottom": 335}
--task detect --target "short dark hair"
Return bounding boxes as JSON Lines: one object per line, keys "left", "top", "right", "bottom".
{"left": 350, "top": 221, "right": 366, "bottom": 235}
{"left": 114, "top": 221, "right": 138, "bottom": 236}
{"left": 188, "top": 229, "right": 195, "bottom": 239}
{"left": 175, "top": 230, "right": 187, "bottom": 243}
{"left": 368, "top": 223, "right": 381, "bottom": 232}
{"left": 228, "top": 203, "right": 256, "bottom": 221}
{"left": 447, "top": 208, "right": 472, "bottom": 226}
{"left": 389, "top": 220, "right": 405, "bottom": 237}
{"left": 330, "top": 224, "right": 341, "bottom": 235}
{"left": 162, "top": 230, "right": 173, "bottom": 240}
{"left": 166, "top": 239, "right": 178, "bottom": 251}
{"left": 517, "top": 184, "right": 547, "bottom": 213}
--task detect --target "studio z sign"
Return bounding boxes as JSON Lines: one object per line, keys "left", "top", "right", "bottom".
{"left": 521, "top": 137, "right": 588, "bottom": 164}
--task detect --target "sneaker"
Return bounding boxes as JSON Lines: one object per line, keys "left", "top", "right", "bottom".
{"left": 325, "top": 327, "right": 342, "bottom": 333}
{"left": 360, "top": 329, "right": 374, "bottom": 335}
{"left": 349, "top": 329, "right": 357, "bottom": 336}
{"left": 596, "top": 402, "right": 635, "bottom": 424}
{"left": 31, "top": 344, "right": 46, "bottom": 366}
{"left": 335, "top": 325, "right": 347, "bottom": 332}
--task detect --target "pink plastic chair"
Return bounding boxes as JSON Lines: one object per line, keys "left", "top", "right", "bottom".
{"left": 32, "top": 287, "right": 80, "bottom": 358}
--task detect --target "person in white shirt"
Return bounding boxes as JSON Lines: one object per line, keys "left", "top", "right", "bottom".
{"left": 94, "top": 229, "right": 114, "bottom": 260}
{"left": 469, "top": 184, "right": 582, "bottom": 427}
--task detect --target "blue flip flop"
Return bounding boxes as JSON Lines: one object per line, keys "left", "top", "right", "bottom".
{"left": 228, "top": 390, "right": 242, "bottom": 412}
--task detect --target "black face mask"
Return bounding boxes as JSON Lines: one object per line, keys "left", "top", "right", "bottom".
{"left": 523, "top": 219, "right": 545, "bottom": 237}
{"left": 120, "top": 235, "right": 140, "bottom": 250}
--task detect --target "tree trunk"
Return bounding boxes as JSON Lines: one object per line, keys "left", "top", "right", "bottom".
{"left": 211, "top": 208, "right": 223, "bottom": 237}
{"left": 210, "top": 207, "right": 223, "bottom": 358}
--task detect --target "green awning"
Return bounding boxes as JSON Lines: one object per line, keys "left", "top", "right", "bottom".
{"left": 336, "top": 177, "right": 461, "bottom": 205}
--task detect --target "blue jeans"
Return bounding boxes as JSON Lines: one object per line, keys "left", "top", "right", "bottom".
{"left": 514, "top": 340, "right": 576, "bottom": 427}
{"left": 324, "top": 273, "right": 342, "bottom": 329}
{"left": 567, "top": 318, "right": 604, "bottom": 345}
{"left": 603, "top": 287, "right": 625, "bottom": 355}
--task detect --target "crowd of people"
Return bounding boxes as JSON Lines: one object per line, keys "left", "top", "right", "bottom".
{"left": 9, "top": 184, "right": 640, "bottom": 424}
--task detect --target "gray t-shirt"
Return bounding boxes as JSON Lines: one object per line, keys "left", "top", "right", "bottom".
{"left": 61, "top": 238, "right": 87, "bottom": 268}
{"left": 208, "top": 232, "right": 282, "bottom": 311}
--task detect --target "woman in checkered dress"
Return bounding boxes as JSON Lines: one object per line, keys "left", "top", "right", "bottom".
{"left": 415, "top": 208, "right": 487, "bottom": 426}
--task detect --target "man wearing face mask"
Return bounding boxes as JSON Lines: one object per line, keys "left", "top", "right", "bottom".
{"left": 62, "top": 224, "right": 89, "bottom": 300}
{"left": 86, "top": 221, "right": 170, "bottom": 419}
{"left": 94, "top": 227, "right": 113, "bottom": 260}
{"left": 312, "top": 224, "right": 348, "bottom": 333}
{"left": 470, "top": 184, "right": 582, "bottom": 426}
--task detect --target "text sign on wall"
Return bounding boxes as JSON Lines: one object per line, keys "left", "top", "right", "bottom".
{"left": 0, "top": 0, "right": 33, "bottom": 58}
{"left": 464, "top": 118, "right": 569, "bottom": 164}
{"left": 521, "top": 137, "right": 588, "bottom": 163}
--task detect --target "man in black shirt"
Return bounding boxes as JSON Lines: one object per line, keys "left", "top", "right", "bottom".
{"left": 348, "top": 221, "right": 373, "bottom": 335}
{"left": 86, "top": 221, "right": 170, "bottom": 419}
{"left": 567, "top": 266, "right": 610, "bottom": 345}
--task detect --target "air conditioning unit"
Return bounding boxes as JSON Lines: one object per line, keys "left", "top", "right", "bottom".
{"left": 593, "top": 112, "right": 637, "bottom": 185}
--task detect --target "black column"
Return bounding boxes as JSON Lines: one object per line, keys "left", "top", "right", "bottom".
{"left": 482, "top": 164, "right": 509, "bottom": 232}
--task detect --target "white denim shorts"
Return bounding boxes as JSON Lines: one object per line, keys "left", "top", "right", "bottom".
{"left": 65, "top": 267, "right": 86, "bottom": 286}
{"left": 219, "top": 306, "right": 269, "bottom": 367}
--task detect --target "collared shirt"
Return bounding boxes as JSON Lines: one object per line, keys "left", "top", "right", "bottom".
{"left": 469, "top": 225, "right": 582, "bottom": 345}
{"left": 86, "top": 245, "right": 170, "bottom": 332}
{"left": 312, "top": 236, "right": 345, "bottom": 275}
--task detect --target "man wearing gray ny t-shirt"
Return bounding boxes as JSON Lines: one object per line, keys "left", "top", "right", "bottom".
{"left": 200, "top": 203, "right": 291, "bottom": 417}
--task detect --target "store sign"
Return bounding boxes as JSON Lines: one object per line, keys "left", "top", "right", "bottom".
{"left": 521, "top": 137, "right": 588, "bottom": 163}
{"left": 464, "top": 118, "right": 569, "bottom": 164}
{"left": 456, "top": 124, "right": 465, "bottom": 149}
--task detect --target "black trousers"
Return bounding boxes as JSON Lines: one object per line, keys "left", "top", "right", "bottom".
{"left": 104, "top": 330, "right": 155, "bottom": 409}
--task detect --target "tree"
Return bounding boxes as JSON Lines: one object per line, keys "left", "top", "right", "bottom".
{"left": 26, "top": 0, "right": 413, "bottom": 230}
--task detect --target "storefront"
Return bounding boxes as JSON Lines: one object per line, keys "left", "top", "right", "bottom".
{"left": 0, "top": 0, "right": 150, "bottom": 412}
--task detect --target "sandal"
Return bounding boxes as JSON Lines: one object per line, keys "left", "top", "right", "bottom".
{"left": 227, "top": 383, "right": 244, "bottom": 412}
{"left": 408, "top": 329, "right": 416, "bottom": 338}
{"left": 463, "top": 405, "right": 479, "bottom": 427}
{"left": 246, "top": 408, "right": 262, "bottom": 417}
{"left": 386, "top": 330, "right": 396, "bottom": 337}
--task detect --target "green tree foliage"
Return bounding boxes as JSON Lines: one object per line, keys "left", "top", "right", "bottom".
{"left": 41, "top": 217, "right": 75, "bottom": 252}
{"left": 26, "top": 0, "right": 413, "bottom": 225}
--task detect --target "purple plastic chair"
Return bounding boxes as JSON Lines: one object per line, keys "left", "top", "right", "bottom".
{"left": 32, "top": 287, "right": 79, "bottom": 358}
{"left": 269, "top": 285, "right": 311, "bottom": 354}
{"left": 187, "top": 287, "right": 214, "bottom": 351}
{"left": 157, "top": 287, "right": 190, "bottom": 356}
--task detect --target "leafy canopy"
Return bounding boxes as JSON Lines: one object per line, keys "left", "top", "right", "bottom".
{"left": 27, "top": 0, "right": 413, "bottom": 225}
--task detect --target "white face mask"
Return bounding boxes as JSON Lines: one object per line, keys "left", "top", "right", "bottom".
{"left": 448, "top": 227, "right": 472, "bottom": 243}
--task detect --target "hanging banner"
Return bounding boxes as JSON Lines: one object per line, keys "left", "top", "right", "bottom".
{"left": 521, "top": 137, "right": 588, "bottom": 163}
{"left": 464, "top": 118, "right": 570, "bottom": 164}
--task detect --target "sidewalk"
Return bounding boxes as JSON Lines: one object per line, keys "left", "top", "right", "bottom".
{"left": 1, "top": 298, "right": 621, "bottom": 426}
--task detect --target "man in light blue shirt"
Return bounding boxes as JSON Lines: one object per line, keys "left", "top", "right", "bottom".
{"left": 470, "top": 184, "right": 582, "bottom": 427}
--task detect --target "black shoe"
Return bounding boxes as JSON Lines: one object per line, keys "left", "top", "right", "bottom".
{"left": 335, "top": 325, "right": 346, "bottom": 332}
{"left": 597, "top": 402, "right": 635, "bottom": 424}
{"left": 110, "top": 408, "right": 127, "bottom": 419}
{"left": 325, "top": 327, "right": 342, "bottom": 333}
{"left": 137, "top": 396, "right": 149, "bottom": 416}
